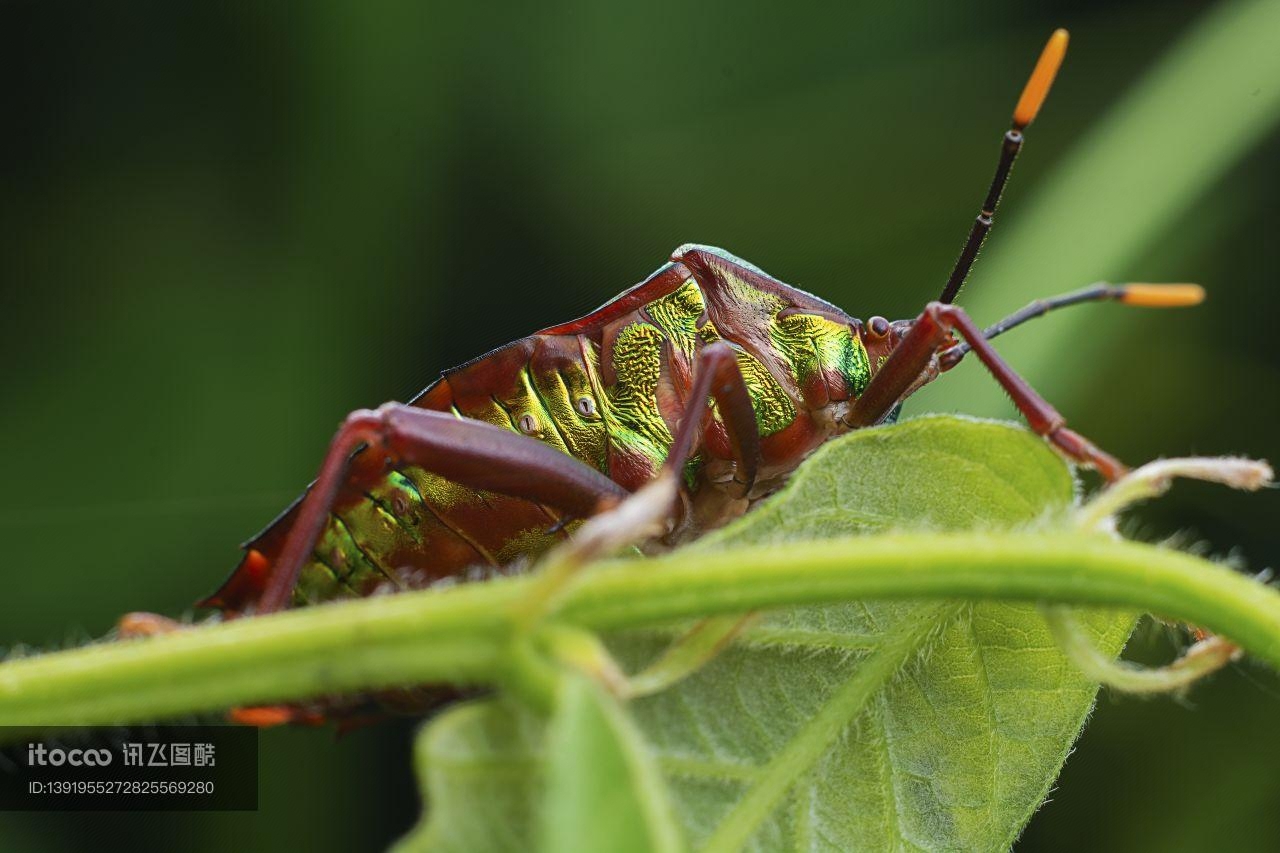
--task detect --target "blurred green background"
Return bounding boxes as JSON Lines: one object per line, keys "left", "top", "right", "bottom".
{"left": 2, "top": 0, "right": 1278, "bottom": 850}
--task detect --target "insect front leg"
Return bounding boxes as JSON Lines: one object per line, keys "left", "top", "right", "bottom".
{"left": 847, "top": 301, "right": 1127, "bottom": 481}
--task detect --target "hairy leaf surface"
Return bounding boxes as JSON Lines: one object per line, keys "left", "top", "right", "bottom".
{"left": 397, "top": 416, "right": 1132, "bottom": 852}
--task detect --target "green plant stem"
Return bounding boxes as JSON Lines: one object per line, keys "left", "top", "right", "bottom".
{"left": 1, "top": 532, "right": 1277, "bottom": 727}
{"left": 1042, "top": 605, "right": 1238, "bottom": 694}
{"left": 566, "top": 535, "right": 1280, "bottom": 648}
{"left": 0, "top": 581, "right": 522, "bottom": 726}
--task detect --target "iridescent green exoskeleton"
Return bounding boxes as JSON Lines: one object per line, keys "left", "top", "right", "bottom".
{"left": 210, "top": 244, "right": 892, "bottom": 611}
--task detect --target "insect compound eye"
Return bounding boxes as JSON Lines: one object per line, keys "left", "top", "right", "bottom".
{"left": 518, "top": 414, "right": 539, "bottom": 435}
{"left": 868, "top": 316, "right": 891, "bottom": 338}
{"left": 576, "top": 396, "right": 598, "bottom": 418}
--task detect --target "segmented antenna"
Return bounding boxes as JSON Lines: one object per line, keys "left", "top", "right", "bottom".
{"left": 937, "top": 29, "right": 1069, "bottom": 305}
{"left": 938, "top": 281, "right": 1205, "bottom": 368}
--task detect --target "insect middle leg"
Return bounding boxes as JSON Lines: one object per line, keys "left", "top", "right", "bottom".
{"left": 525, "top": 342, "right": 764, "bottom": 696}
{"left": 846, "top": 300, "right": 1127, "bottom": 480}
{"left": 612, "top": 340, "right": 766, "bottom": 697}
{"left": 666, "top": 341, "right": 761, "bottom": 494}
{"left": 538, "top": 340, "right": 761, "bottom": 568}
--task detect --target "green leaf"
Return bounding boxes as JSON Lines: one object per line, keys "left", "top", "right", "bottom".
{"left": 396, "top": 675, "right": 686, "bottom": 853}
{"left": 541, "top": 674, "right": 686, "bottom": 853}
{"left": 399, "top": 416, "right": 1133, "bottom": 851}
{"left": 393, "top": 701, "right": 544, "bottom": 853}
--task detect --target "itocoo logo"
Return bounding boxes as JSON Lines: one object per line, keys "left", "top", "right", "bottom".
{"left": 27, "top": 743, "right": 113, "bottom": 767}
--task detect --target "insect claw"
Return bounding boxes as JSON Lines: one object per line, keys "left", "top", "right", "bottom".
{"left": 116, "top": 612, "right": 184, "bottom": 639}
{"left": 544, "top": 515, "right": 576, "bottom": 536}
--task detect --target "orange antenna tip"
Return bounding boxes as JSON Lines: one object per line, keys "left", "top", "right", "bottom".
{"left": 1118, "top": 283, "right": 1206, "bottom": 308}
{"left": 1013, "top": 28, "right": 1069, "bottom": 130}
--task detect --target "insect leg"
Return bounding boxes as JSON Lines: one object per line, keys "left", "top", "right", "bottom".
{"left": 665, "top": 341, "right": 761, "bottom": 496}
{"left": 600, "top": 342, "right": 761, "bottom": 696}
{"left": 847, "top": 301, "right": 1127, "bottom": 481}
{"left": 547, "top": 340, "right": 762, "bottom": 565}
{"left": 115, "top": 612, "right": 184, "bottom": 638}
{"left": 257, "top": 406, "right": 630, "bottom": 613}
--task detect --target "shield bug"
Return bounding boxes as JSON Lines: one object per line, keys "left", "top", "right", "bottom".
{"left": 120, "top": 30, "right": 1204, "bottom": 722}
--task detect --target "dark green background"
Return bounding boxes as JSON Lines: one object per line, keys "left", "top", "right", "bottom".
{"left": 2, "top": 1, "right": 1277, "bottom": 850}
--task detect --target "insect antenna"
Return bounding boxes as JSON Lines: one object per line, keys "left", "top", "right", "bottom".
{"left": 939, "top": 282, "right": 1206, "bottom": 368}
{"left": 937, "top": 28, "right": 1069, "bottom": 305}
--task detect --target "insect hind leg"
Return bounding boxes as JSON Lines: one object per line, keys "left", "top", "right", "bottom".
{"left": 254, "top": 404, "right": 632, "bottom": 614}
